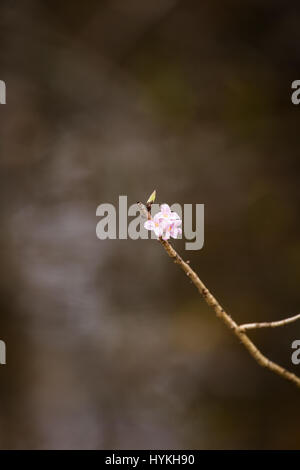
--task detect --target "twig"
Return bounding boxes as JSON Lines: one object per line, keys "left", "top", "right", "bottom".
{"left": 159, "top": 238, "right": 300, "bottom": 389}
{"left": 239, "top": 313, "right": 300, "bottom": 332}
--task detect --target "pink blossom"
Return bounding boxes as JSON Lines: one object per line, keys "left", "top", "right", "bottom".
{"left": 156, "top": 204, "right": 180, "bottom": 223}
{"left": 144, "top": 213, "right": 165, "bottom": 237}
{"left": 144, "top": 204, "right": 182, "bottom": 240}
{"left": 160, "top": 219, "right": 182, "bottom": 240}
{"left": 170, "top": 220, "right": 182, "bottom": 239}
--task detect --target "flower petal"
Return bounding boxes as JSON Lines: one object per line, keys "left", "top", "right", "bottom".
{"left": 144, "top": 220, "right": 154, "bottom": 230}
{"left": 160, "top": 204, "right": 171, "bottom": 215}
{"left": 155, "top": 223, "right": 163, "bottom": 236}
{"left": 153, "top": 212, "right": 163, "bottom": 222}
{"left": 171, "top": 219, "right": 181, "bottom": 227}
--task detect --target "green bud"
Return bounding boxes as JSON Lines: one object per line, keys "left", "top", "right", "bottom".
{"left": 147, "top": 190, "right": 156, "bottom": 204}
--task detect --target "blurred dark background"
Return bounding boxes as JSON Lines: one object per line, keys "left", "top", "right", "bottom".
{"left": 0, "top": 0, "right": 300, "bottom": 449}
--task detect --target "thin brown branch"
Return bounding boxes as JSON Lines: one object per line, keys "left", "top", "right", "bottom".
{"left": 159, "top": 238, "right": 300, "bottom": 389}
{"left": 239, "top": 313, "right": 300, "bottom": 332}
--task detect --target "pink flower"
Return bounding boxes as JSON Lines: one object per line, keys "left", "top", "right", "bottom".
{"left": 156, "top": 204, "right": 180, "bottom": 223}
{"left": 170, "top": 220, "right": 182, "bottom": 239}
{"left": 144, "top": 204, "right": 182, "bottom": 240}
{"left": 161, "top": 219, "right": 182, "bottom": 240}
{"left": 144, "top": 213, "right": 165, "bottom": 237}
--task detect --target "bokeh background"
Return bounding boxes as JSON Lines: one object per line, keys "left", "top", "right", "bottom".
{"left": 0, "top": 0, "right": 300, "bottom": 449}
